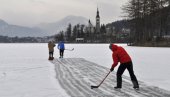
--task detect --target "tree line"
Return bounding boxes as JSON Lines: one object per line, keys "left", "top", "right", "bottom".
{"left": 54, "top": 23, "right": 119, "bottom": 43}
{"left": 122, "top": 0, "right": 170, "bottom": 46}
{"left": 0, "top": 36, "right": 50, "bottom": 43}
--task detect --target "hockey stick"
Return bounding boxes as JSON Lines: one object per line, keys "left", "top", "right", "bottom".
{"left": 65, "top": 48, "right": 74, "bottom": 51}
{"left": 91, "top": 71, "right": 111, "bottom": 89}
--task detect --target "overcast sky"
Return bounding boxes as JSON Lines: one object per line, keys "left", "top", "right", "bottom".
{"left": 0, "top": 0, "right": 127, "bottom": 27}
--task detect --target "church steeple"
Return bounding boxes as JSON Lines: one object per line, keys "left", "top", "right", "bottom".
{"left": 96, "top": 8, "right": 100, "bottom": 18}
{"left": 96, "top": 7, "right": 100, "bottom": 33}
{"left": 89, "top": 19, "right": 91, "bottom": 24}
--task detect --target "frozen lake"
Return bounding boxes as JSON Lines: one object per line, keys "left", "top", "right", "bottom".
{"left": 0, "top": 43, "right": 170, "bottom": 97}
{"left": 65, "top": 43, "right": 170, "bottom": 91}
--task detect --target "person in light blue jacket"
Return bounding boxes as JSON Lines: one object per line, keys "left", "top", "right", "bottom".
{"left": 58, "top": 41, "right": 65, "bottom": 58}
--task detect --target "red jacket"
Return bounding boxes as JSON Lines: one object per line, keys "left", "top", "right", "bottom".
{"left": 111, "top": 44, "right": 131, "bottom": 68}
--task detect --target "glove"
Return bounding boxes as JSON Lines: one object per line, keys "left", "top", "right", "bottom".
{"left": 110, "top": 67, "right": 114, "bottom": 72}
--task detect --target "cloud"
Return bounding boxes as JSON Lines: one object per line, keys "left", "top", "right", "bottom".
{"left": 0, "top": 0, "right": 127, "bottom": 27}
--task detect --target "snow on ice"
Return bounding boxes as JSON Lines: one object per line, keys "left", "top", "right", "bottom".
{"left": 0, "top": 43, "right": 170, "bottom": 97}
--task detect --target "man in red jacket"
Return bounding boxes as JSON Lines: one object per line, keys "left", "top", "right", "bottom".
{"left": 109, "top": 44, "right": 139, "bottom": 90}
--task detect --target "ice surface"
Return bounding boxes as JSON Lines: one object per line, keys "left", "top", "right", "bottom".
{"left": 0, "top": 43, "right": 69, "bottom": 97}
{"left": 0, "top": 43, "right": 170, "bottom": 97}
{"left": 65, "top": 44, "right": 170, "bottom": 91}
{"left": 51, "top": 58, "right": 170, "bottom": 97}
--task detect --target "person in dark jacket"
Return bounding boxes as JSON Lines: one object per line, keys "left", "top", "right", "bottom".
{"left": 58, "top": 41, "right": 65, "bottom": 58}
{"left": 109, "top": 44, "right": 139, "bottom": 90}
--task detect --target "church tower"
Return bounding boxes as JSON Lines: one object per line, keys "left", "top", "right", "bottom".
{"left": 96, "top": 8, "right": 100, "bottom": 33}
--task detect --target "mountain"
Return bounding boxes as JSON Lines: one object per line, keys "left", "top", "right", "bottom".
{"left": 0, "top": 19, "right": 47, "bottom": 37}
{"left": 0, "top": 19, "right": 8, "bottom": 26}
{"left": 37, "top": 15, "right": 88, "bottom": 35}
{"left": 0, "top": 16, "right": 88, "bottom": 37}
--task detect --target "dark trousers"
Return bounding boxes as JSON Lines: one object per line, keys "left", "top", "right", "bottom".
{"left": 60, "top": 49, "right": 64, "bottom": 57}
{"left": 49, "top": 51, "right": 53, "bottom": 57}
{"left": 116, "top": 61, "right": 139, "bottom": 88}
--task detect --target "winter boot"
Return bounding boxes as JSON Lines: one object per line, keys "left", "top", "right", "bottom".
{"left": 132, "top": 81, "right": 139, "bottom": 90}
{"left": 49, "top": 57, "right": 53, "bottom": 60}
{"left": 114, "top": 86, "right": 121, "bottom": 90}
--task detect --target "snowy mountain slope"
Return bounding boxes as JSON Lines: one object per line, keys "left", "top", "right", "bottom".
{"left": 0, "top": 19, "right": 8, "bottom": 26}
{"left": 0, "top": 16, "right": 88, "bottom": 37}
{"left": 37, "top": 15, "right": 88, "bottom": 35}
{"left": 0, "top": 19, "right": 47, "bottom": 37}
{"left": 51, "top": 58, "right": 170, "bottom": 97}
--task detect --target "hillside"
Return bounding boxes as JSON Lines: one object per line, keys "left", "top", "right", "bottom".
{"left": 37, "top": 15, "right": 88, "bottom": 35}
{"left": 0, "top": 19, "right": 47, "bottom": 37}
{"left": 106, "top": 19, "right": 130, "bottom": 32}
{"left": 0, "top": 16, "right": 88, "bottom": 37}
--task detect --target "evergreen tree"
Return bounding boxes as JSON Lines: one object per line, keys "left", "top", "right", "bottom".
{"left": 66, "top": 23, "right": 72, "bottom": 42}
{"left": 55, "top": 31, "right": 64, "bottom": 42}
{"left": 122, "top": 0, "right": 170, "bottom": 45}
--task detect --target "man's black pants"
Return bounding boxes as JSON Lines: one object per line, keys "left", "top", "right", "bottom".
{"left": 116, "top": 61, "right": 139, "bottom": 88}
{"left": 60, "top": 49, "right": 64, "bottom": 57}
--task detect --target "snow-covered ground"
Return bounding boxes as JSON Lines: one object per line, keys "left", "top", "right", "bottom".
{"left": 0, "top": 43, "right": 69, "bottom": 97}
{"left": 0, "top": 43, "right": 170, "bottom": 97}
{"left": 51, "top": 58, "right": 170, "bottom": 97}
{"left": 65, "top": 44, "right": 170, "bottom": 91}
